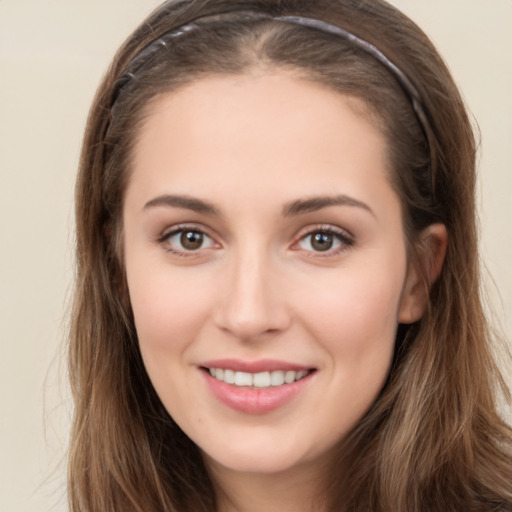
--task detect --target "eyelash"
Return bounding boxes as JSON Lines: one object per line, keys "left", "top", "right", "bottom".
{"left": 157, "top": 224, "right": 217, "bottom": 256}
{"left": 293, "top": 225, "right": 354, "bottom": 257}
{"left": 157, "top": 224, "right": 354, "bottom": 257}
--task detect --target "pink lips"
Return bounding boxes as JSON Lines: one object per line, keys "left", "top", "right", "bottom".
{"left": 200, "top": 359, "right": 315, "bottom": 414}
{"left": 201, "top": 358, "right": 311, "bottom": 373}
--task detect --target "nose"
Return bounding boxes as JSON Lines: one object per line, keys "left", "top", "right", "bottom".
{"left": 213, "top": 247, "right": 291, "bottom": 341}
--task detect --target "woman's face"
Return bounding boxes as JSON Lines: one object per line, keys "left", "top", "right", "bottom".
{"left": 123, "top": 72, "right": 422, "bottom": 479}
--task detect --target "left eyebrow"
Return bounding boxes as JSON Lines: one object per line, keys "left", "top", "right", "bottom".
{"left": 282, "top": 194, "right": 375, "bottom": 218}
{"left": 143, "top": 194, "right": 220, "bottom": 215}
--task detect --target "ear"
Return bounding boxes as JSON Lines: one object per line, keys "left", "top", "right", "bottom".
{"left": 398, "top": 223, "right": 448, "bottom": 324}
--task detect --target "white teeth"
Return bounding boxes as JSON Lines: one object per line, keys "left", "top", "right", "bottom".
{"left": 207, "top": 368, "right": 310, "bottom": 388}
{"left": 234, "top": 371, "right": 252, "bottom": 386}
{"left": 253, "top": 371, "right": 271, "bottom": 388}
{"left": 224, "top": 369, "right": 235, "bottom": 384}
{"left": 270, "top": 370, "right": 285, "bottom": 386}
{"left": 284, "top": 370, "right": 296, "bottom": 384}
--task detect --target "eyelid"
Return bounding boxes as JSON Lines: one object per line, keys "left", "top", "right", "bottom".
{"left": 155, "top": 222, "right": 353, "bottom": 257}
{"left": 156, "top": 223, "right": 220, "bottom": 255}
{"left": 291, "top": 224, "right": 354, "bottom": 255}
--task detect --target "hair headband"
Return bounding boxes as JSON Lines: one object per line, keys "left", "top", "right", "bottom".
{"left": 113, "top": 11, "right": 436, "bottom": 191}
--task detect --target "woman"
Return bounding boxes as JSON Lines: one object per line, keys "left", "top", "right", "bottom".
{"left": 68, "top": 0, "right": 512, "bottom": 510}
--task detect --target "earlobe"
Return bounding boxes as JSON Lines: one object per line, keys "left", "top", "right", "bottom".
{"left": 398, "top": 223, "right": 448, "bottom": 324}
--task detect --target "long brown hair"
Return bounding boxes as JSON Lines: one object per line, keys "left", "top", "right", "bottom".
{"left": 68, "top": 1, "right": 512, "bottom": 510}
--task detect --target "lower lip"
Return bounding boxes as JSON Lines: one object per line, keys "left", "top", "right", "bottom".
{"left": 201, "top": 370, "right": 314, "bottom": 414}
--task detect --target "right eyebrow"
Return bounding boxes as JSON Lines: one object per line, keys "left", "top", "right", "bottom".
{"left": 143, "top": 194, "right": 220, "bottom": 215}
{"left": 282, "top": 194, "right": 375, "bottom": 218}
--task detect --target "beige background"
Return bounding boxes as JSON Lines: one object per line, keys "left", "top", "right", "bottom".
{"left": 0, "top": 1, "right": 511, "bottom": 511}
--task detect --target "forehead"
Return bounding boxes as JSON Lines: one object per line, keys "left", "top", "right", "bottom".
{"left": 127, "top": 72, "right": 397, "bottom": 218}
{"left": 136, "top": 70, "right": 387, "bottom": 152}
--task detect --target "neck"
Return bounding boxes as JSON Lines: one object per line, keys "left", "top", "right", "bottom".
{"left": 206, "top": 457, "right": 330, "bottom": 512}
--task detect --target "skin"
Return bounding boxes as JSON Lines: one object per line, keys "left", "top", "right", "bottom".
{"left": 122, "top": 71, "right": 446, "bottom": 512}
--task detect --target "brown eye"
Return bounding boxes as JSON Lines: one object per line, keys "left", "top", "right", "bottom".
{"left": 297, "top": 229, "right": 351, "bottom": 254}
{"left": 180, "top": 230, "right": 204, "bottom": 250}
{"left": 163, "top": 228, "right": 215, "bottom": 253}
{"left": 311, "top": 232, "right": 334, "bottom": 251}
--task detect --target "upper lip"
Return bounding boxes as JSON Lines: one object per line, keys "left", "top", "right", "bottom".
{"left": 199, "top": 358, "right": 313, "bottom": 373}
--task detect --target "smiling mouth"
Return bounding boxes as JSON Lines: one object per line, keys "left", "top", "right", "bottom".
{"left": 203, "top": 367, "right": 314, "bottom": 389}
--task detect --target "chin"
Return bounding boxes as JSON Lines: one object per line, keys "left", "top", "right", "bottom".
{"left": 204, "top": 450, "right": 305, "bottom": 475}
{"left": 198, "top": 432, "right": 329, "bottom": 477}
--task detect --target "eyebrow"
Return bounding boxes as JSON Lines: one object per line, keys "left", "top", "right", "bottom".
{"left": 143, "top": 194, "right": 220, "bottom": 215}
{"left": 143, "top": 193, "right": 374, "bottom": 218}
{"left": 282, "top": 194, "right": 375, "bottom": 217}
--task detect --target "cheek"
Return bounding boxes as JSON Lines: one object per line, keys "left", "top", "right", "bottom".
{"left": 126, "top": 261, "right": 214, "bottom": 363}
{"left": 305, "top": 264, "right": 403, "bottom": 324}
{"left": 295, "top": 256, "right": 406, "bottom": 374}
{"left": 126, "top": 264, "right": 219, "bottom": 426}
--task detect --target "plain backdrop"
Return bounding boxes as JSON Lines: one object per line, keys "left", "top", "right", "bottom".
{"left": 0, "top": 1, "right": 511, "bottom": 511}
